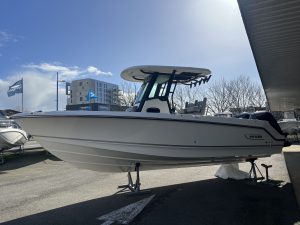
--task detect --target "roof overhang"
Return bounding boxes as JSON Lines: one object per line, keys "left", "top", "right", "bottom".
{"left": 238, "top": 0, "right": 300, "bottom": 111}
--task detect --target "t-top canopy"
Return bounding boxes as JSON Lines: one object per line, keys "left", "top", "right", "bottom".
{"left": 121, "top": 65, "right": 212, "bottom": 85}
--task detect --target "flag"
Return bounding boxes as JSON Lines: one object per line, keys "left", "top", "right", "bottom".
{"left": 86, "top": 90, "right": 97, "bottom": 102}
{"left": 7, "top": 79, "right": 23, "bottom": 97}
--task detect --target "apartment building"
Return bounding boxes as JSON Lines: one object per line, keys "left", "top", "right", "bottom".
{"left": 66, "top": 78, "right": 120, "bottom": 111}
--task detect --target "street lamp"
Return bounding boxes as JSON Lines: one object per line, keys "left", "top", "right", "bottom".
{"left": 56, "top": 72, "right": 66, "bottom": 111}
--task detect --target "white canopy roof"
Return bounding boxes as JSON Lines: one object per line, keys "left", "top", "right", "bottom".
{"left": 238, "top": 0, "right": 300, "bottom": 111}
{"left": 121, "top": 65, "right": 211, "bottom": 83}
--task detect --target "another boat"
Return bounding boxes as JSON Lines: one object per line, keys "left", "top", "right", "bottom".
{"left": 214, "top": 111, "right": 233, "bottom": 118}
{"left": 278, "top": 112, "right": 300, "bottom": 134}
{"left": 0, "top": 120, "right": 28, "bottom": 150}
{"left": 12, "top": 66, "right": 286, "bottom": 173}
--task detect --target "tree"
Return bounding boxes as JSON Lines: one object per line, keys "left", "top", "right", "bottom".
{"left": 205, "top": 75, "right": 266, "bottom": 115}
{"left": 118, "top": 81, "right": 137, "bottom": 107}
{"left": 205, "top": 77, "right": 233, "bottom": 114}
{"left": 250, "top": 84, "right": 266, "bottom": 108}
{"left": 230, "top": 75, "right": 254, "bottom": 113}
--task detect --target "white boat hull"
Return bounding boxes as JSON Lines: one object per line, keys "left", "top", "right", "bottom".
{"left": 0, "top": 128, "right": 28, "bottom": 150}
{"left": 14, "top": 111, "right": 285, "bottom": 172}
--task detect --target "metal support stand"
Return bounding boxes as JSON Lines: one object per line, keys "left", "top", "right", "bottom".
{"left": 19, "top": 145, "right": 24, "bottom": 154}
{"left": 116, "top": 163, "right": 150, "bottom": 194}
{"left": 261, "top": 163, "right": 272, "bottom": 182}
{"left": 246, "top": 158, "right": 264, "bottom": 182}
{"left": 117, "top": 163, "right": 141, "bottom": 193}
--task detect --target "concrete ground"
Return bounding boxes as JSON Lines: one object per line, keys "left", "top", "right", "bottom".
{"left": 0, "top": 149, "right": 299, "bottom": 225}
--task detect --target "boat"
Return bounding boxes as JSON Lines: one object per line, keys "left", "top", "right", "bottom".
{"left": 0, "top": 119, "right": 28, "bottom": 151}
{"left": 12, "top": 66, "right": 286, "bottom": 174}
{"left": 214, "top": 111, "right": 233, "bottom": 118}
{"left": 278, "top": 119, "right": 300, "bottom": 134}
{"left": 278, "top": 112, "right": 300, "bottom": 135}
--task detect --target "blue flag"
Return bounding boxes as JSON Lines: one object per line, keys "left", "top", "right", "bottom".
{"left": 7, "top": 79, "right": 23, "bottom": 97}
{"left": 86, "top": 90, "right": 97, "bottom": 102}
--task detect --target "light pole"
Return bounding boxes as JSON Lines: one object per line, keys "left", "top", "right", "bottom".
{"left": 56, "top": 72, "right": 58, "bottom": 111}
{"left": 56, "top": 72, "right": 66, "bottom": 111}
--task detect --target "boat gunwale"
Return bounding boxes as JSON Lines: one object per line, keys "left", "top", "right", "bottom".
{"left": 13, "top": 113, "right": 286, "bottom": 142}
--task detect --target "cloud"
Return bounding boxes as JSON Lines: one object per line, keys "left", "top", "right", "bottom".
{"left": 0, "top": 63, "right": 113, "bottom": 112}
{"left": 24, "top": 63, "right": 80, "bottom": 78}
{"left": 0, "top": 31, "right": 19, "bottom": 47}
{"left": 86, "top": 66, "right": 112, "bottom": 76}
{"left": 23, "top": 63, "right": 113, "bottom": 80}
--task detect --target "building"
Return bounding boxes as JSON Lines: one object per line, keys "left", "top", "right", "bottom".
{"left": 66, "top": 78, "right": 120, "bottom": 111}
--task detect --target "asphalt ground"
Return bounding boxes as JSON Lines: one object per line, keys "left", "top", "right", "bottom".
{"left": 0, "top": 149, "right": 299, "bottom": 225}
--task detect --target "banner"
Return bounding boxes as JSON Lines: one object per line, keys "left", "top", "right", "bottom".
{"left": 7, "top": 79, "right": 23, "bottom": 97}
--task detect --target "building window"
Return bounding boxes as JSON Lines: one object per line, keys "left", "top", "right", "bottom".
{"left": 79, "top": 82, "right": 82, "bottom": 86}
{"left": 80, "top": 97, "right": 83, "bottom": 101}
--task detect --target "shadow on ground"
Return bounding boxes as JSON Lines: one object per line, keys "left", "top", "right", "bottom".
{"left": 284, "top": 151, "right": 300, "bottom": 210}
{"left": 2, "top": 178, "right": 299, "bottom": 225}
{"left": 0, "top": 150, "right": 61, "bottom": 172}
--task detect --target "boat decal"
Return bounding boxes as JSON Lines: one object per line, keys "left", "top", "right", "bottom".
{"left": 245, "top": 134, "right": 264, "bottom": 140}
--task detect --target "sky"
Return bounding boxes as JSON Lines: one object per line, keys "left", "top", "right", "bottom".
{"left": 0, "top": 0, "right": 260, "bottom": 111}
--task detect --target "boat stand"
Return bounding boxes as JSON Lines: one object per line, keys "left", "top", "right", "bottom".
{"left": 260, "top": 163, "right": 281, "bottom": 186}
{"left": 19, "top": 145, "right": 24, "bottom": 154}
{"left": 246, "top": 158, "right": 264, "bottom": 182}
{"left": 116, "top": 163, "right": 150, "bottom": 195}
{"left": 261, "top": 163, "right": 272, "bottom": 182}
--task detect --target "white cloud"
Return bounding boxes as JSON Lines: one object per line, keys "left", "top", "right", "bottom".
{"left": 23, "top": 63, "right": 112, "bottom": 80}
{"left": 0, "top": 31, "right": 19, "bottom": 47}
{"left": 0, "top": 63, "right": 113, "bottom": 112}
{"left": 86, "top": 66, "right": 112, "bottom": 76}
{"left": 24, "top": 63, "right": 80, "bottom": 78}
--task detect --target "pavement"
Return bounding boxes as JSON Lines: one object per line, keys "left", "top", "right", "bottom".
{"left": 0, "top": 149, "right": 300, "bottom": 225}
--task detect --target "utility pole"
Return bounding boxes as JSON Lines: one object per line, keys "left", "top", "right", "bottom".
{"left": 22, "top": 78, "right": 24, "bottom": 112}
{"left": 56, "top": 72, "right": 58, "bottom": 111}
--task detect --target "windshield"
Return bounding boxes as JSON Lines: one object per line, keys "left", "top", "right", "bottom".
{"left": 148, "top": 75, "right": 170, "bottom": 99}
{"left": 134, "top": 75, "right": 171, "bottom": 105}
{"left": 134, "top": 76, "right": 151, "bottom": 104}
